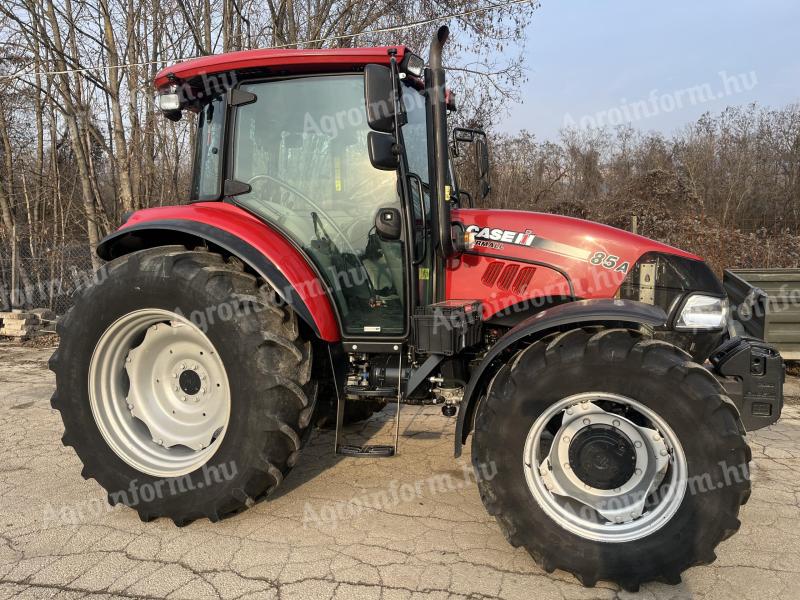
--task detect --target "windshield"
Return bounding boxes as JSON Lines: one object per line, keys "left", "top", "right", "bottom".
{"left": 230, "top": 74, "right": 406, "bottom": 336}
{"left": 401, "top": 84, "right": 430, "bottom": 185}
{"left": 401, "top": 83, "right": 434, "bottom": 303}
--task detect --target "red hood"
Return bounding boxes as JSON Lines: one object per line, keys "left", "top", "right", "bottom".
{"left": 453, "top": 209, "right": 699, "bottom": 262}
{"left": 447, "top": 209, "right": 702, "bottom": 318}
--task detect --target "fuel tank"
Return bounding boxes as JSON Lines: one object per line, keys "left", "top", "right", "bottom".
{"left": 447, "top": 209, "right": 701, "bottom": 321}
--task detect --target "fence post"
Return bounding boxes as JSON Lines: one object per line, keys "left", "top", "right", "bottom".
{"left": 10, "top": 223, "right": 18, "bottom": 309}
{"left": 631, "top": 215, "right": 638, "bottom": 235}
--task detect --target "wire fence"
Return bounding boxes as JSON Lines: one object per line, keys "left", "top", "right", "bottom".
{"left": 0, "top": 240, "right": 94, "bottom": 315}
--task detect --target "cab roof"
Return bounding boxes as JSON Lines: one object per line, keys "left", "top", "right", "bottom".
{"left": 154, "top": 46, "right": 408, "bottom": 89}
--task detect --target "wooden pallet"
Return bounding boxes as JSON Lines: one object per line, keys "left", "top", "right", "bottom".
{"left": 0, "top": 311, "right": 42, "bottom": 338}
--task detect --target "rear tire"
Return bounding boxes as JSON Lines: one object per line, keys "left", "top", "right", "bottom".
{"left": 50, "top": 246, "right": 317, "bottom": 525}
{"left": 473, "top": 327, "right": 751, "bottom": 590}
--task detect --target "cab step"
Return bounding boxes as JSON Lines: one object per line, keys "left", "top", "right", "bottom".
{"left": 334, "top": 354, "right": 403, "bottom": 457}
{"left": 336, "top": 444, "right": 396, "bottom": 457}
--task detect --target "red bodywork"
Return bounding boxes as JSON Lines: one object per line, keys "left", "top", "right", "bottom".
{"left": 119, "top": 203, "right": 341, "bottom": 342}
{"left": 448, "top": 209, "right": 699, "bottom": 320}
{"left": 154, "top": 47, "right": 407, "bottom": 89}
{"left": 118, "top": 203, "right": 700, "bottom": 340}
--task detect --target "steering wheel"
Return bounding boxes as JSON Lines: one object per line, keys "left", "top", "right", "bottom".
{"left": 246, "top": 174, "right": 381, "bottom": 299}
{"left": 246, "top": 174, "right": 358, "bottom": 252}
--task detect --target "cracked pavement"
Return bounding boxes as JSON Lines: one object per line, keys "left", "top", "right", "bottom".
{"left": 1, "top": 341, "right": 799, "bottom": 599}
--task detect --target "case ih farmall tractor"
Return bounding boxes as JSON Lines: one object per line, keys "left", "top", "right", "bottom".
{"left": 51, "top": 27, "right": 784, "bottom": 590}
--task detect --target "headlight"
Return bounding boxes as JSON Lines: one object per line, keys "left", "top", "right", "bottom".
{"left": 402, "top": 53, "right": 425, "bottom": 77}
{"left": 675, "top": 294, "right": 727, "bottom": 330}
{"left": 157, "top": 91, "right": 181, "bottom": 112}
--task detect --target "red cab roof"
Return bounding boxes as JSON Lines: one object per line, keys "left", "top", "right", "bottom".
{"left": 154, "top": 46, "right": 407, "bottom": 89}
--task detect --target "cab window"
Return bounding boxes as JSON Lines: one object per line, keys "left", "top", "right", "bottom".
{"left": 231, "top": 75, "right": 406, "bottom": 336}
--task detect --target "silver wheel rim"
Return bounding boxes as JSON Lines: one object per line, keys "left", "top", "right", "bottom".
{"left": 89, "top": 309, "right": 231, "bottom": 478}
{"left": 523, "top": 392, "right": 687, "bottom": 543}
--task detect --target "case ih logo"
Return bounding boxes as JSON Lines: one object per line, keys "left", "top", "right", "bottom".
{"left": 465, "top": 225, "right": 536, "bottom": 247}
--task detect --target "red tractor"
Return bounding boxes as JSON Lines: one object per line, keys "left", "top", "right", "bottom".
{"left": 50, "top": 27, "right": 784, "bottom": 590}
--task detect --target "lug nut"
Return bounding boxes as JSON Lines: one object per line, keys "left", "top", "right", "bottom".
{"left": 652, "top": 433, "right": 661, "bottom": 442}
{"left": 660, "top": 449, "right": 668, "bottom": 457}
{"left": 612, "top": 419, "right": 620, "bottom": 427}
{"left": 562, "top": 436, "right": 570, "bottom": 444}
{"left": 634, "top": 441, "right": 642, "bottom": 448}
{"left": 563, "top": 463, "right": 571, "bottom": 470}
{"left": 635, "top": 468, "right": 642, "bottom": 476}
{"left": 566, "top": 408, "right": 574, "bottom": 415}
{"left": 582, "top": 418, "right": 591, "bottom": 425}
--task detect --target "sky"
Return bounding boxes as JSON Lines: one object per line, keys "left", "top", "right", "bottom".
{"left": 500, "top": 0, "right": 800, "bottom": 141}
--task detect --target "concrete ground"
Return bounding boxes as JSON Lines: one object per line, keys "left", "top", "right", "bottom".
{"left": 0, "top": 340, "right": 798, "bottom": 600}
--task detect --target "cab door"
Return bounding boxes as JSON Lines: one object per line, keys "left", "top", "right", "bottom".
{"left": 228, "top": 74, "right": 408, "bottom": 337}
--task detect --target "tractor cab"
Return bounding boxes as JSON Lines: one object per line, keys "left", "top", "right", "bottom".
{"left": 155, "top": 32, "right": 471, "bottom": 346}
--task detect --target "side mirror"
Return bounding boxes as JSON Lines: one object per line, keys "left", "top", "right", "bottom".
{"left": 364, "top": 64, "right": 395, "bottom": 133}
{"left": 476, "top": 138, "right": 491, "bottom": 199}
{"left": 367, "top": 131, "right": 399, "bottom": 170}
{"left": 375, "top": 207, "right": 402, "bottom": 241}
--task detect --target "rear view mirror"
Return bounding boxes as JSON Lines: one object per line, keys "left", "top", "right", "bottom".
{"left": 364, "top": 64, "right": 395, "bottom": 133}
{"left": 367, "top": 131, "right": 399, "bottom": 170}
{"left": 375, "top": 207, "right": 402, "bottom": 241}
{"left": 454, "top": 128, "right": 476, "bottom": 144}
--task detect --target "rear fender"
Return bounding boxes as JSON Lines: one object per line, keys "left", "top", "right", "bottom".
{"left": 97, "top": 204, "right": 340, "bottom": 342}
{"left": 454, "top": 298, "right": 667, "bottom": 457}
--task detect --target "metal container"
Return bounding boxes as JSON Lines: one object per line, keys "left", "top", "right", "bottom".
{"left": 724, "top": 269, "right": 800, "bottom": 360}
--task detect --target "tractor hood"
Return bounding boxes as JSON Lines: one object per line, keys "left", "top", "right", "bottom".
{"left": 448, "top": 209, "right": 713, "bottom": 321}
{"left": 453, "top": 209, "right": 699, "bottom": 264}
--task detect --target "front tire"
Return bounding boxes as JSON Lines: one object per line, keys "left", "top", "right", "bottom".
{"left": 472, "top": 327, "right": 751, "bottom": 590}
{"left": 50, "top": 246, "right": 317, "bottom": 525}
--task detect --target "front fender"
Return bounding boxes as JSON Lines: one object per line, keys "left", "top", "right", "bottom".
{"left": 97, "top": 203, "right": 340, "bottom": 342}
{"left": 454, "top": 298, "right": 667, "bottom": 457}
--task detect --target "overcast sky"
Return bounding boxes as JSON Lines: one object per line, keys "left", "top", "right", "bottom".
{"left": 500, "top": 0, "right": 800, "bottom": 140}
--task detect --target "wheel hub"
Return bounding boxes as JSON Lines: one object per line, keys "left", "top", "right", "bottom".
{"left": 179, "top": 369, "right": 203, "bottom": 396}
{"left": 568, "top": 424, "right": 637, "bottom": 490}
{"left": 125, "top": 321, "right": 228, "bottom": 451}
{"left": 524, "top": 393, "right": 688, "bottom": 543}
